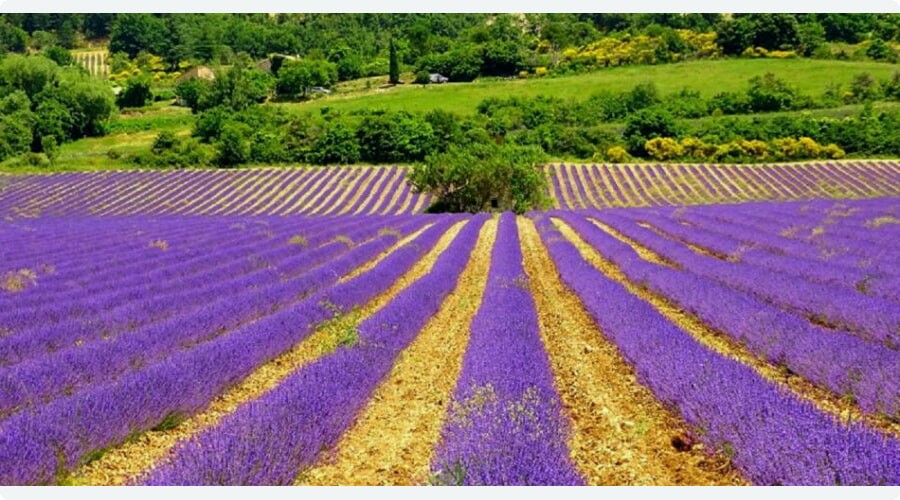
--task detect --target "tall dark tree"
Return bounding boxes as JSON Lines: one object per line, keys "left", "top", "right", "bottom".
{"left": 389, "top": 37, "right": 400, "bottom": 84}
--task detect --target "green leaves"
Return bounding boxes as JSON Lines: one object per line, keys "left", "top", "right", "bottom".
{"left": 410, "top": 142, "right": 548, "bottom": 214}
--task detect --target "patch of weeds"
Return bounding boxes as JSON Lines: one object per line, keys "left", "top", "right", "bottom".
{"left": 430, "top": 460, "right": 467, "bottom": 486}
{"left": 152, "top": 412, "right": 185, "bottom": 432}
{"left": 634, "top": 418, "right": 651, "bottom": 438}
{"left": 865, "top": 216, "right": 900, "bottom": 228}
{"left": 378, "top": 227, "right": 402, "bottom": 239}
{"left": 288, "top": 235, "right": 309, "bottom": 247}
{"left": 318, "top": 301, "right": 360, "bottom": 348}
{"left": 1, "top": 269, "right": 37, "bottom": 293}
{"left": 855, "top": 275, "right": 873, "bottom": 295}
{"left": 148, "top": 239, "right": 169, "bottom": 251}
{"left": 331, "top": 235, "right": 354, "bottom": 247}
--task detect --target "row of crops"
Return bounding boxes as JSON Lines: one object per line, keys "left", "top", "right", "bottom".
{"left": 0, "top": 197, "right": 897, "bottom": 485}
{"left": 547, "top": 161, "right": 900, "bottom": 209}
{"left": 73, "top": 50, "right": 110, "bottom": 78}
{"left": 0, "top": 166, "right": 431, "bottom": 218}
{"left": 3, "top": 162, "right": 899, "bottom": 218}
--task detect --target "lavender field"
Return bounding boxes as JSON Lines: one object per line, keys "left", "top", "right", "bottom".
{"left": 0, "top": 163, "right": 898, "bottom": 486}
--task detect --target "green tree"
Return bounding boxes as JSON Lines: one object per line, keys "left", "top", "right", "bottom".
{"left": 109, "top": 14, "right": 169, "bottom": 58}
{"left": 357, "top": 111, "right": 435, "bottom": 163}
{"left": 0, "top": 54, "right": 59, "bottom": 99}
{"left": 207, "top": 65, "right": 274, "bottom": 111}
{"left": 0, "top": 114, "right": 32, "bottom": 161}
{"left": 309, "top": 121, "right": 361, "bottom": 164}
{"left": 409, "top": 143, "right": 549, "bottom": 213}
{"left": 0, "top": 21, "right": 28, "bottom": 53}
{"left": 848, "top": 72, "right": 883, "bottom": 103}
{"left": 866, "top": 38, "right": 893, "bottom": 61}
{"left": 884, "top": 71, "right": 900, "bottom": 101}
{"left": 216, "top": 121, "right": 252, "bottom": 166}
{"left": 276, "top": 59, "right": 337, "bottom": 98}
{"left": 42, "top": 46, "right": 74, "bottom": 66}
{"left": 797, "top": 22, "right": 826, "bottom": 56}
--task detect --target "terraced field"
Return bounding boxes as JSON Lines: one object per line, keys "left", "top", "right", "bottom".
{"left": 0, "top": 162, "right": 897, "bottom": 486}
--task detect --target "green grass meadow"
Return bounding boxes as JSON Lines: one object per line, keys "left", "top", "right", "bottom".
{"left": 280, "top": 58, "right": 900, "bottom": 115}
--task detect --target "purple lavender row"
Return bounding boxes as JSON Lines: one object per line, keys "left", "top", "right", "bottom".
{"left": 656, "top": 207, "right": 900, "bottom": 302}
{"left": 351, "top": 167, "right": 394, "bottom": 215}
{"left": 573, "top": 165, "right": 606, "bottom": 207}
{"left": 0, "top": 215, "right": 265, "bottom": 287}
{"left": 0, "top": 216, "right": 455, "bottom": 485}
{"left": 370, "top": 168, "right": 407, "bottom": 215}
{"left": 0, "top": 218, "right": 375, "bottom": 368}
{"left": 548, "top": 166, "right": 570, "bottom": 210}
{"left": 754, "top": 202, "right": 900, "bottom": 252}
{"left": 143, "top": 214, "right": 482, "bottom": 485}
{"left": 0, "top": 217, "right": 330, "bottom": 319}
{"left": 431, "top": 213, "right": 583, "bottom": 486}
{"left": 295, "top": 168, "right": 352, "bottom": 216}
{"left": 600, "top": 210, "right": 900, "bottom": 349}
{"left": 628, "top": 207, "right": 896, "bottom": 299}
{"left": 704, "top": 201, "right": 900, "bottom": 271}
{"left": 0, "top": 217, "right": 345, "bottom": 332}
{"left": 0, "top": 216, "right": 424, "bottom": 419}
{"left": 0, "top": 168, "right": 430, "bottom": 217}
{"left": 311, "top": 168, "right": 376, "bottom": 216}
{"left": 560, "top": 164, "right": 587, "bottom": 209}
{"left": 263, "top": 168, "right": 332, "bottom": 216}
{"left": 699, "top": 204, "right": 900, "bottom": 278}
{"left": 675, "top": 203, "right": 900, "bottom": 279}
{"left": 556, "top": 210, "right": 899, "bottom": 417}
{"left": 0, "top": 216, "right": 231, "bottom": 278}
{"left": 532, "top": 213, "right": 900, "bottom": 485}
{"left": 0, "top": 218, "right": 311, "bottom": 330}
{"left": 593, "top": 165, "right": 627, "bottom": 206}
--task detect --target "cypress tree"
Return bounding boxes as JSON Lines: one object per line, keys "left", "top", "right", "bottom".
{"left": 389, "top": 37, "right": 400, "bottom": 84}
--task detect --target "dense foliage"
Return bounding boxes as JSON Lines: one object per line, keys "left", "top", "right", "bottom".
{"left": 3, "top": 14, "right": 900, "bottom": 82}
{"left": 0, "top": 54, "right": 114, "bottom": 163}
{"left": 409, "top": 143, "right": 549, "bottom": 213}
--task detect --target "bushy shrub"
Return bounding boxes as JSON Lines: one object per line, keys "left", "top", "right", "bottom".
{"left": 414, "top": 70, "right": 431, "bottom": 85}
{"left": 116, "top": 77, "right": 153, "bottom": 108}
{"left": 308, "top": 122, "right": 360, "bottom": 164}
{"left": 276, "top": 59, "right": 337, "bottom": 98}
{"left": 884, "top": 72, "right": 900, "bottom": 101}
{"left": 216, "top": 122, "right": 253, "bottom": 167}
{"left": 846, "top": 72, "right": 883, "bottom": 103}
{"left": 680, "top": 137, "right": 718, "bottom": 159}
{"left": 130, "top": 131, "right": 214, "bottom": 168}
{"left": 42, "top": 46, "right": 74, "bottom": 67}
{"left": 605, "top": 146, "right": 631, "bottom": 163}
{"left": 175, "top": 78, "right": 211, "bottom": 113}
{"left": 645, "top": 137, "right": 685, "bottom": 160}
{"left": 409, "top": 143, "right": 548, "bottom": 213}
{"left": 623, "top": 107, "right": 680, "bottom": 156}
{"left": 746, "top": 73, "right": 807, "bottom": 112}
{"left": 708, "top": 91, "right": 752, "bottom": 114}
{"left": 356, "top": 111, "right": 436, "bottom": 163}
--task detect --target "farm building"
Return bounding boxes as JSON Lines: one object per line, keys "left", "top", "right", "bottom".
{"left": 176, "top": 65, "right": 216, "bottom": 83}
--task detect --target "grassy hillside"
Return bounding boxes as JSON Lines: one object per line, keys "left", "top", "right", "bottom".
{"left": 280, "top": 58, "right": 899, "bottom": 115}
